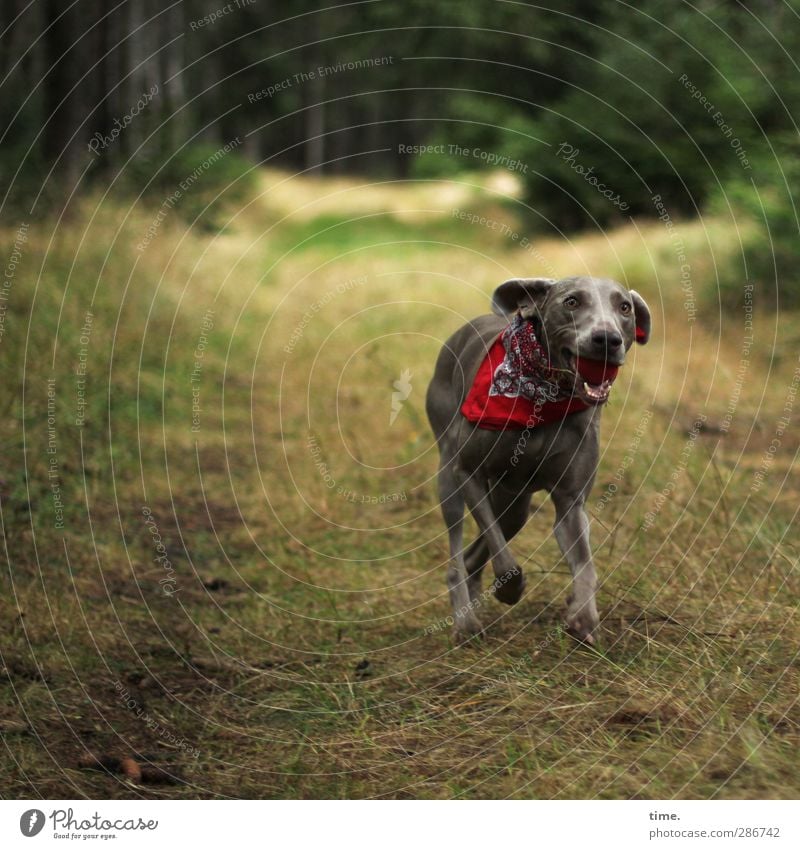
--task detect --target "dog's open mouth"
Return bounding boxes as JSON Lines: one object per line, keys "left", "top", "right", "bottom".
{"left": 562, "top": 349, "right": 620, "bottom": 404}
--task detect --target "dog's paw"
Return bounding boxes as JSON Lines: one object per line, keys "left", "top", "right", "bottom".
{"left": 565, "top": 598, "right": 599, "bottom": 646}
{"left": 453, "top": 614, "right": 484, "bottom": 645}
{"left": 491, "top": 568, "right": 526, "bottom": 605}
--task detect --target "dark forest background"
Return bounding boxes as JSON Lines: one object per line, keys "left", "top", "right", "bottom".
{"left": 2, "top": 0, "right": 799, "bottom": 299}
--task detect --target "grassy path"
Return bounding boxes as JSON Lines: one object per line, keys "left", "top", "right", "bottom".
{"left": 1, "top": 171, "right": 798, "bottom": 798}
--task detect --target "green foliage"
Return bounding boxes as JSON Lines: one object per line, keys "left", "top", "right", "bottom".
{"left": 710, "top": 134, "right": 800, "bottom": 311}
{"left": 515, "top": 1, "right": 800, "bottom": 229}
{"left": 123, "top": 142, "right": 257, "bottom": 230}
{"left": 393, "top": 0, "right": 800, "bottom": 250}
{"left": 0, "top": 143, "right": 43, "bottom": 216}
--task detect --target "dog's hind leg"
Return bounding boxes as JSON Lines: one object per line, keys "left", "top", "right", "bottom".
{"left": 464, "top": 485, "right": 532, "bottom": 604}
{"left": 457, "top": 473, "right": 527, "bottom": 606}
{"left": 463, "top": 537, "right": 489, "bottom": 602}
{"left": 437, "top": 459, "right": 483, "bottom": 642}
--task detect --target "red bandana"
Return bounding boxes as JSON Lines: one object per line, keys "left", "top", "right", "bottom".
{"left": 461, "top": 316, "right": 590, "bottom": 430}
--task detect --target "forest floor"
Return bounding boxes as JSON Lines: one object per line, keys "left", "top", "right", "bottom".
{"left": 2, "top": 168, "right": 799, "bottom": 799}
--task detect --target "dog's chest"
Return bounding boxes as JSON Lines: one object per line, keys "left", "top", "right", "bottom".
{"left": 459, "top": 412, "right": 600, "bottom": 492}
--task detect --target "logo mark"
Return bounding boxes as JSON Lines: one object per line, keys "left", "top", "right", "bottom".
{"left": 20, "top": 810, "right": 45, "bottom": 837}
{"left": 389, "top": 369, "right": 412, "bottom": 426}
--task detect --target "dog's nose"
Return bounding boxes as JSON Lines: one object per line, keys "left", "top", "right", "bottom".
{"left": 591, "top": 329, "right": 623, "bottom": 354}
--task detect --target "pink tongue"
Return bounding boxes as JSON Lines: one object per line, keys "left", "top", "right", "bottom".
{"left": 576, "top": 357, "right": 619, "bottom": 385}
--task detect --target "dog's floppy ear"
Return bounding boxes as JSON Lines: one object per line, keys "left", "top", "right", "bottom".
{"left": 630, "top": 289, "right": 651, "bottom": 344}
{"left": 491, "top": 278, "right": 556, "bottom": 318}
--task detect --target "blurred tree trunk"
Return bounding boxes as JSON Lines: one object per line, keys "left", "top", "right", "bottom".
{"left": 126, "top": 0, "right": 160, "bottom": 152}
{"left": 43, "top": 0, "right": 86, "bottom": 189}
{"left": 304, "top": 17, "right": 325, "bottom": 173}
{"left": 305, "top": 72, "right": 325, "bottom": 172}
{"left": 0, "top": 0, "right": 34, "bottom": 80}
{"left": 160, "top": 2, "right": 186, "bottom": 153}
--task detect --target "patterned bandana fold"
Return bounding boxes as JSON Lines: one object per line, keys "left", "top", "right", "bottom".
{"left": 461, "top": 315, "right": 590, "bottom": 431}
{"left": 489, "top": 314, "right": 573, "bottom": 404}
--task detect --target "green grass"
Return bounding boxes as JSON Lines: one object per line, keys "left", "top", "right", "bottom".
{"left": 1, "top": 170, "right": 798, "bottom": 799}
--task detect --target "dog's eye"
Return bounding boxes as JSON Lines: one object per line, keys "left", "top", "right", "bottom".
{"left": 563, "top": 296, "right": 579, "bottom": 309}
{"left": 620, "top": 301, "right": 632, "bottom": 314}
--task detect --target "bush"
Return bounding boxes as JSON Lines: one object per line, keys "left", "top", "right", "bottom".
{"left": 122, "top": 140, "right": 257, "bottom": 230}
{"left": 710, "top": 134, "right": 800, "bottom": 312}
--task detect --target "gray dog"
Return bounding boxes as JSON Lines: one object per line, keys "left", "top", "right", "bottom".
{"left": 425, "top": 276, "right": 651, "bottom": 645}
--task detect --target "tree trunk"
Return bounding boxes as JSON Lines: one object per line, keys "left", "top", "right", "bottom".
{"left": 43, "top": 0, "right": 87, "bottom": 195}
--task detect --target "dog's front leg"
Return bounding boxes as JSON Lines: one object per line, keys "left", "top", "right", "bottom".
{"left": 551, "top": 491, "right": 599, "bottom": 645}
{"left": 457, "top": 471, "right": 526, "bottom": 605}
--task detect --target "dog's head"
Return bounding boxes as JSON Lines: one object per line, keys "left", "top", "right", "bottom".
{"left": 491, "top": 276, "right": 651, "bottom": 405}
